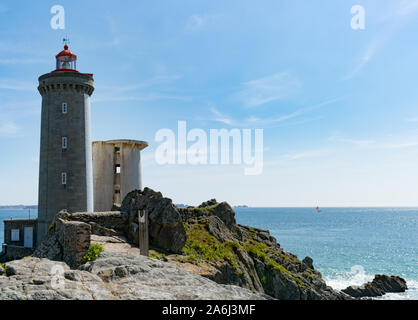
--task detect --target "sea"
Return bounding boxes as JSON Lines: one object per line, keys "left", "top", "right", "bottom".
{"left": 0, "top": 207, "right": 416, "bottom": 300}
{"left": 235, "top": 207, "right": 418, "bottom": 300}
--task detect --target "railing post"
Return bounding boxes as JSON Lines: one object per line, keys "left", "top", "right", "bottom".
{"left": 139, "top": 209, "right": 149, "bottom": 256}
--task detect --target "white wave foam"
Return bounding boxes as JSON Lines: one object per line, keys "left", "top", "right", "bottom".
{"left": 324, "top": 266, "right": 418, "bottom": 300}
{"left": 324, "top": 265, "right": 373, "bottom": 291}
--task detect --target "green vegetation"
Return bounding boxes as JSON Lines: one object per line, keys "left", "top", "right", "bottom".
{"left": 48, "top": 222, "right": 55, "bottom": 232}
{"left": 193, "top": 205, "right": 217, "bottom": 217}
{"left": 149, "top": 250, "right": 166, "bottom": 261}
{"left": 179, "top": 220, "right": 309, "bottom": 290}
{"left": 243, "top": 239, "right": 305, "bottom": 287}
{"left": 80, "top": 243, "right": 104, "bottom": 265}
{"left": 181, "top": 222, "right": 240, "bottom": 270}
{"left": 0, "top": 263, "right": 6, "bottom": 276}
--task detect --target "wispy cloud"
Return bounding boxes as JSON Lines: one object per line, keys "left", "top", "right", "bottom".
{"left": 207, "top": 106, "right": 301, "bottom": 127}
{"left": 345, "top": 0, "right": 418, "bottom": 80}
{"left": 263, "top": 148, "right": 331, "bottom": 167}
{"left": 93, "top": 74, "right": 188, "bottom": 103}
{"left": 98, "top": 75, "right": 182, "bottom": 94}
{"left": 209, "top": 107, "right": 233, "bottom": 125}
{"left": 406, "top": 117, "right": 418, "bottom": 122}
{"left": 329, "top": 132, "right": 418, "bottom": 150}
{"left": 233, "top": 72, "right": 301, "bottom": 108}
{"left": 281, "top": 149, "right": 331, "bottom": 161}
{"left": 104, "top": 18, "right": 121, "bottom": 47}
{"left": 0, "top": 58, "right": 49, "bottom": 65}
{"left": 328, "top": 134, "right": 376, "bottom": 146}
{"left": 0, "top": 121, "right": 22, "bottom": 137}
{"left": 396, "top": 0, "right": 418, "bottom": 16}
{"left": 344, "top": 37, "right": 386, "bottom": 80}
{"left": 381, "top": 141, "right": 418, "bottom": 149}
{"left": 0, "top": 79, "right": 35, "bottom": 91}
{"left": 93, "top": 93, "right": 191, "bottom": 103}
{"left": 185, "top": 14, "right": 207, "bottom": 32}
{"left": 185, "top": 14, "right": 220, "bottom": 32}
{"left": 208, "top": 96, "right": 342, "bottom": 128}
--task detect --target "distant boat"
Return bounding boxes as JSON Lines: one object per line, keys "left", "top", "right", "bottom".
{"left": 316, "top": 206, "right": 320, "bottom": 213}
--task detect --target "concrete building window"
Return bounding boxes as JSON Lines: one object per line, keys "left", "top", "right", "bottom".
{"left": 11, "top": 229, "right": 19, "bottom": 241}
{"left": 115, "top": 165, "right": 121, "bottom": 174}
{"left": 62, "top": 102, "right": 67, "bottom": 114}
{"left": 62, "top": 172, "right": 67, "bottom": 185}
{"left": 115, "top": 147, "right": 120, "bottom": 153}
{"left": 62, "top": 137, "right": 68, "bottom": 149}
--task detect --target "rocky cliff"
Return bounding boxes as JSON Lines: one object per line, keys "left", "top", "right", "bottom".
{"left": 11, "top": 187, "right": 407, "bottom": 300}
{"left": 0, "top": 252, "right": 268, "bottom": 300}
{"left": 175, "top": 202, "right": 350, "bottom": 299}
{"left": 121, "top": 189, "right": 350, "bottom": 300}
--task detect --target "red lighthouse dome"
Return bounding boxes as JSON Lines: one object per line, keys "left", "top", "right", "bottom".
{"left": 54, "top": 44, "right": 78, "bottom": 72}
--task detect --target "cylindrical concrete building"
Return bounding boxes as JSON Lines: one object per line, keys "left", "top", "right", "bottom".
{"left": 93, "top": 140, "right": 148, "bottom": 212}
{"left": 37, "top": 45, "right": 94, "bottom": 243}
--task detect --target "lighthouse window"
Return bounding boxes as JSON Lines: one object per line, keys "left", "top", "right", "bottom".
{"left": 61, "top": 172, "right": 67, "bottom": 185}
{"left": 115, "top": 165, "right": 121, "bottom": 174}
{"left": 62, "top": 137, "right": 68, "bottom": 149}
{"left": 62, "top": 103, "right": 67, "bottom": 114}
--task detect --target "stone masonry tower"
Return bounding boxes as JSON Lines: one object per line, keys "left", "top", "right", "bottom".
{"left": 37, "top": 44, "right": 94, "bottom": 244}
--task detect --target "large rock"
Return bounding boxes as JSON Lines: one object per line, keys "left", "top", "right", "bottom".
{"left": 121, "top": 188, "right": 186, "bottom": 253}
{"left": 34, "top": 212, "right": 91, "bottom": 268}
{"left": 342, "top": 275, "right": 408, "bottom": 298}
{"left": 180, "top": 199, "right": 237, "bottom": 230}
{"left": 1, "top": 257, "right": 111, "bottom": 300}
{"left": 0, "top": 252, "right": 270, "bottom": 300}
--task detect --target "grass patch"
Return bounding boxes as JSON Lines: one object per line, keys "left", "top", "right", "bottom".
{"left": 243, "top": 239, "right": 306, "bottom": 287}
{"left": 0, "top": 263, "right": 6, "bottom": 276}
{"left": 149, "top": 250, "right": 166, "bottom": 261}
{"left": 181, "top": 223, "right": 240, "bottom": 270}
{"left": 80, "top": 243, "right": 104, "bottom": 265}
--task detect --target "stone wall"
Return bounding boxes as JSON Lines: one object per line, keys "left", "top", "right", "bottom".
{"left": 0, "top": 244, "right": 35, "bottom": 262}
{"left": 34, "top": 212, "right": 91, "bottom": 268}
{"left": 55, "top": 218, "right": 91, "bottom": 268}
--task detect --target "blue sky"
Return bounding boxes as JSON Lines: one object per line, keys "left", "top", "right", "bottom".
{"left": 1, "top": 0, "right": 418, "bottom": 206}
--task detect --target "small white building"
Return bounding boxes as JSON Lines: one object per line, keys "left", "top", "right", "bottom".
{"left": 92, "top": 140, "right": 148, "bottom": 212}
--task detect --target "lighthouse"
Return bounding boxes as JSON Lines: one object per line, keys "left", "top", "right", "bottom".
{"left": 37, "top": 44, "right": 94, "bottom": 243}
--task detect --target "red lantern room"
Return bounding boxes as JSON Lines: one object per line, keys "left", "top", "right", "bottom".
{"left": 54, "top": 44, "right": 78, "bottom": 72}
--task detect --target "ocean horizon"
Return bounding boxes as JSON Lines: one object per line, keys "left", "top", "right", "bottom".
{"left": 235, "top": 207, "right": 417, "bottom": 300}
{"left": 1, "top": 207, "right": 417, "bottom": 300}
